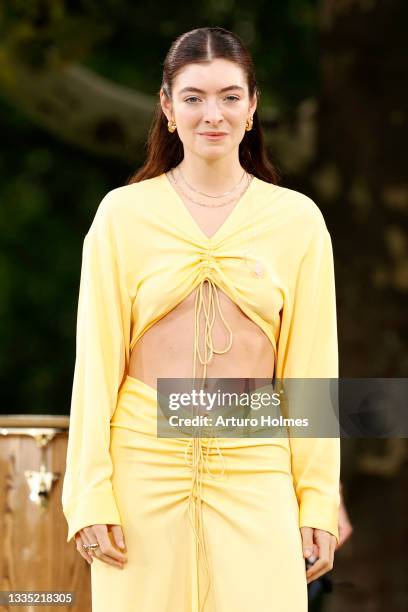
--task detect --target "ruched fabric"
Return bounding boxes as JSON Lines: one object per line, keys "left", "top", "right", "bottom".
{"left": 93, "top": 374, "right": 309, "bottom": 612}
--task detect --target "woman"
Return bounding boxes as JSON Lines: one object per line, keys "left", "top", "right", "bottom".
{"left": 62, "top": 26, "right": 340, "bottom": 612}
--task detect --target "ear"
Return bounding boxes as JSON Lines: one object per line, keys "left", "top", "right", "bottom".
{"left": 160, "top": 88, "right": 173, "bottom": 122}
{"left": 249, "top": 91, "right": 257, "bottom": 116}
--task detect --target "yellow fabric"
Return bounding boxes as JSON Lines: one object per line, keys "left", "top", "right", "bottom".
{"left": 101, "top": 375, "right": 308, "bottom": 611}
{"left": 62, "top": 171, "right": 341, "bottom": 567}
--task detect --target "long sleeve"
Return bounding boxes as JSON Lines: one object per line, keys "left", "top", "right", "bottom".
{"left": 61, "top": 193, "right": 131, "bottom": 543}
{"left": 276, "top": 211, "right": 341, "bottom": 543}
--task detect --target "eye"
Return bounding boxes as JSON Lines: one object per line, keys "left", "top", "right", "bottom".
{"left": 184, "top": 95, "right": 240, "bottom": 104}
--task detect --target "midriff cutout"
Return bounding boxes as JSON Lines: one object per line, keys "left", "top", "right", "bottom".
{"left": 128, "top": 283, "right": 275, "bottom": 392}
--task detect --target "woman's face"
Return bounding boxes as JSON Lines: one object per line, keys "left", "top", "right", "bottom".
{"left": 160, "top": 58, "right": 257, "bottom": 161}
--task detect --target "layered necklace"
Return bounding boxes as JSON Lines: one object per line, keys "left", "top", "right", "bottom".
{"left": 168, "top": 166, "right": 253, "bottom": 208}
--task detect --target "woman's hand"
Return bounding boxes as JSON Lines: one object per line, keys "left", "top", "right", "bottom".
{"left": 336, "top": 483, "right": 353, "bottom": 549}
{"left": 300, "top": 526, "right": 336, "bottom": 584}
{"left": 75, "top": 524, "right": 128, "bottom": 569}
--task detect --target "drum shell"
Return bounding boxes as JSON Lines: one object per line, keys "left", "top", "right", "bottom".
{"left": 0, "top": 415, "right": 90, "bottom": 612}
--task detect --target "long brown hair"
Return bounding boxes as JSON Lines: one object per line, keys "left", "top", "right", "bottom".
{"left": 127, "top": 26, "right": 280, "bottom": 185}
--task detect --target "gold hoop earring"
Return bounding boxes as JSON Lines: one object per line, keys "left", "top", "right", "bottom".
{"left": 245, "top": 116, "right": 253, "bottom": 131}
{"left": 168, "top": 118, "right": 177, "bottom": 133}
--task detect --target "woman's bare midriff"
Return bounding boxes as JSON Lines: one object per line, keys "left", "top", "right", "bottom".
{"left": 128, "top": 285, "right": 275, "bottom": 391}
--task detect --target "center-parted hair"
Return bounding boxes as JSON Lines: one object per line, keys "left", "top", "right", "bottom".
{"left": 127, "top": 26, "right": 280, "bottom": 185}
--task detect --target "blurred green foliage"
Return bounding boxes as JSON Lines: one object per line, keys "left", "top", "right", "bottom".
{"left": 0, "top": 0, "right": 320, "bottom": 108}
{"left": 0, "top": 1, "right": 322, "bottom": 413}
{"left": 0, "top": 95, "right": 129, "bottom": 410}
{"left": 1, "top": 0, "right": 407, "bottom": 414}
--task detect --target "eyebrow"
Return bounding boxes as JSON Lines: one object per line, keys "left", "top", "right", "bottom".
{"left": 178, "top": 85, "right": 245, "bottom": 95}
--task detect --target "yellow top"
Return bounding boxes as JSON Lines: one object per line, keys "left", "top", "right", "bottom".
{"left": 61, "top": 172, "right": 341, "bottom": 546}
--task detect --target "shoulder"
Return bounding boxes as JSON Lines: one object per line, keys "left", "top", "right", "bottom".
{"left": 255, "top": 178, "right": 328, "bottom": 236}
{"left": 97, "top": 175, "right": 162, "bottom": 216}
{"left": 89, "top": 174, "right": 163, "bottom": 234}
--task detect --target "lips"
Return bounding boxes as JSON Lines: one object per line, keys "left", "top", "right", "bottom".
{"left": 199, "top": 132, "right": 227, "bottom": 136}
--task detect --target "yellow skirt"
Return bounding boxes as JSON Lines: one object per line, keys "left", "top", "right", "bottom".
{"left": 91, "top": 375, "right": 308, "bottom": 611}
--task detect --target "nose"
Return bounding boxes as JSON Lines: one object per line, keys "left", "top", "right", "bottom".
{"left": 203, "top": 100, "right": 224, "bottom": 124}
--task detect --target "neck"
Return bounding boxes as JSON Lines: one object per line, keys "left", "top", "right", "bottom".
{"left": 176, "top": 155, "right": 246, "bottom": 194}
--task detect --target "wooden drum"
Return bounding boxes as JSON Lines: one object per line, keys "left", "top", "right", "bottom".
{"left": 0, "top": 415, "right": 91, "bottom": 611}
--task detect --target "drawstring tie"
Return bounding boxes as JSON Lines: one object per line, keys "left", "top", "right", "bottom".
{"left": 185, "top": 270, "right": 232, "bottom": 611}
{"left": 193, "top": 274, "right": 233, "bottom": 382}
{"left": 184, "top": 436, "right": 226, "bottom": 612}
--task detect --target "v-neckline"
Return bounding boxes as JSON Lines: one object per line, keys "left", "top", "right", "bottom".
{"left": 160, "top": 170, "right": 255, "bottom": 243}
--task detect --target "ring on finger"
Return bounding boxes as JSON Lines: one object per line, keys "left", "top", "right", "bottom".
{"left": 82, "top": 543, "right": 100, "bottom": 551}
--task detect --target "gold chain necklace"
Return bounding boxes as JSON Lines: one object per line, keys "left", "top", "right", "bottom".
{"left": 177, "top": 166, "right": 247, "bottom": 198}
{"left": 168, "top": 168, "right": 253, "bottom": 208}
